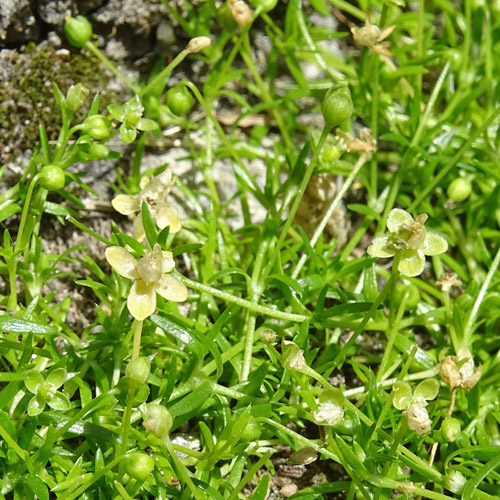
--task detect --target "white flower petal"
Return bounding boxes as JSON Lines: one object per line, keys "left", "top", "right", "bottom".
{"left": 398, "top": 249, "right": 426, "bottom": 277}
{"left": 105, "top": 247, "right": 139, "bottom": 279}
{"left": 422, "top": 232, "right": 448, "bottom": 256}
{"left": 367, "top": 235, "right": 395, "bottom": 258}
{"left": 128, "top": 280, "right": 156, "bottom": 320}
{"left": 111, "top": 194, "right": 140, "bottom": 215}
{"left": 153, "top": 204, "right": 182, "bottom": 233}
{"left": 387, "top": 208, "right": 413, "bottom": 234}
{"left": 162, "top": 251, "right": 175, "bottom": 273}
{"left": 156, "top": 275, "right": 188, "bottom": 302}
{"left": 133, "top": 215, "right": 146, "bottom": 241}
{"left": 137, "top": 245, "right": 163, "bottom": 283}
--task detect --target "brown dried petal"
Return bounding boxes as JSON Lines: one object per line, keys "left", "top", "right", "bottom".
{"left": 440, "top": 357, "right": 461, "bottom": 388}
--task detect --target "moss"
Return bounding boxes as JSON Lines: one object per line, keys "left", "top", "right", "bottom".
{"left": 0, "top": 42, "right": 119, "bottom": 166}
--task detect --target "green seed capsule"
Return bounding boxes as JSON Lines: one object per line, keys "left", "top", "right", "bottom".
{"left": 65, "top": 84, "right": 89, "bottom": 113}
{"left": 88, "top": 143, "right": 109, "bottom": 159}
{"left": 249, "top": 0, "right": 278, "bottom": 12}
{"left": 124, "top": 452, "right": 154, "bottom": 481}
{"left": 143, "top": 403, "right": 173, "bottom": 439}
{"left": 166, "top": 86, "right": 193, "bottom": 116}
{"left": 447, "top": 177, "right": 472, "bottom": 203}
{"left": 322, "top": 146, "right": 341, "bottom": 163}
{"left": 39, "top": 165, "right": 65, "bottom": 190}
{"left": 65, "top": 16, "right": 93, "bottom": 47}
{"left": 83, "top": 115, "right": 112, "bottom": 141}
{"left": 441, "top": 417, "right": 461, "bottom": 442}
{"left": 126, "top": 356, "right": 150, "bottom": 389}
{"left": 321, "top": 84, "right": 353, "bottom": 130}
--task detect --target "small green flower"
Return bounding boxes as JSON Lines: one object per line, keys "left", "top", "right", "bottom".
{"left": 24, "top": 368, "right": 71, "bottom": 416}
{"left": 108, "top": 96, "right": 158, "bottom": 144}
{"left": 368, "top": 208, "right": 448, "bottom": 277}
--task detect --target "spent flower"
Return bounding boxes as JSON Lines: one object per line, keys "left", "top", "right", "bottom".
{"left": 440, "top": 347, "right": 482, "bottom": 390}
{"left": 311, "top": 388, "right": 345, "bottom": 426}
{"left": 112, "top": 169, "right": 181, "bottom": 241}
{"left": 368, "top": 208, "right": 448, "bottom": 277}
{"left": 393, "top": 378, "right": 439, "bottom": 436}
{"left": 105, "top": 243, "right": 188, "bottom": 320}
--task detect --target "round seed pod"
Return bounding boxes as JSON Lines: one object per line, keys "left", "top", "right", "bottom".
{"left": 124, "top": 452, "right": 154, "bottom": 482}
{"left": 166, "top": 86, "right": 194, "bottom": 116}
{"left": 321, "top": 84, "right": 353, "bottom": 130}
{"left": 65, "top": 84, "right": 89, "bottom": 113}
{"left": 83, "top": 115, "right": 112, "bottom": 141}
{"left": 39, "top": 165, "right": 65, "bottom": 190}
{"left": 441, "top": 417, "right": 461, "bottom": 442}
{"left": 65, "top": 16, "right": 93, "bottom": 47}
{"left": 143, "top": 403, "right": 173, "bottom": 439}
{"left": 447, "top": 177, "right": 472, "bottom": 203}
{"left": 126, "top": 356, "right": 151, "bottom": 389}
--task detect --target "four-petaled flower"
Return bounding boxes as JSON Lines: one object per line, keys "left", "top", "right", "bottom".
{"left": 368, "top": 208, "right": 448, "bottom": 277}
{"left": 392, "top": 378, "right": 439, "bottom": 436}
{"left": 106, "top": 243, "right": 188, "bottom": 320}
{"left": 112, "top": 169, "right": 181, "bottom": 241}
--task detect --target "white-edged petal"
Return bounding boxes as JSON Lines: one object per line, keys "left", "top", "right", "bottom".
{"left": 111, "top": 194, "right": 141, "bottom": 215}
{"left": 367, "top": 235, "right": 395, "bottom": 258}
{"left": 105, "top": 247, "right": 139, "bottom": 279}
{"left": 398, "top": 249, "right": 425, "bottom": 277}
{"left": 156, "top": 275, "right": 188, "bottom": 302}
{"left": 422, "top": 232, "right": 448, "bottom": 256}
{"left": 387, "top": 208, "right": 413, "bottom": 234}
{"left": 153, "top": 204, "right": 182, "bottom": 233}
{"left": 162, "top": 251, "right": 175, "bottom": 273}
{"left": 128, "top": 280, "right": 156, "bottom": 320}
{"left": 133, "top": 215, "right": 146, "bottom": 241}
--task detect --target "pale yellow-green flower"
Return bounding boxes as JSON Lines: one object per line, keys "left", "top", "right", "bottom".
{"left": 105, "top": 244, "right": 188, "bottom": 320}
{"left": 368, "top": 208, "right": 448, "bottom": 277}
{"left": 112, "top": 169, "right": 181, "bottom": 241}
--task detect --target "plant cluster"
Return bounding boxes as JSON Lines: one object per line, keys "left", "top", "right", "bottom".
{"left": 0, "top": 1, "right": 500, "bottom": 499}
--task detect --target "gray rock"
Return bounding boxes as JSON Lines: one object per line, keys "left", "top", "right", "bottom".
{"left": 0, "top": 0, "right": 39, "bottom": 47}
{"left": 37, "top": 0, "right": 76, "bottom": 26}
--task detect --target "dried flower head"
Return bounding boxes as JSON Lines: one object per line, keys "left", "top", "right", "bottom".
{"left": 368, "top": 208, "right": 448, "bottom": 277}
{"left": 436, "top": 273, "right": 462, "bottom": 293}
{"left": 112, "top": 169, "right": 181, "bottom": 241}
{"left": 440, "top": 347, "right": 482, "bottom": 390}
{"left": 228, "top": 0, "right": 253, "bottom": 26}
{"left": 105, "top": 243, "right": 188, "bottom": 320}
{"left": 404, "top": 404, "right": 432, "bottom": 436}
{"left": 311, "top": 388, "right": 345, "bottom": 427}
{"left": 186, "top": 36, "right": 211, "bottom": 54}
{"left": 281, "top": 341, "right": 306, "bottom": 371}
{"left": 351, "top": 17, "right": 395, "bottom": 57}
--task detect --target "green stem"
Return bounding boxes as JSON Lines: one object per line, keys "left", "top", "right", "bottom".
{"left": 442, "top": 291, "right": 459, "bottom": 353}
{"left": 118, "top": 386, "right": 135, "bottom": 471}
{"left": 291, "top": 154, "right": 368, "bottom": 279}
{"left": 462, "top": 242, "right": 500, "bottom": 347}
{"left": 132, "top": 319, "right": 143, "bottom": 359}
{"left": 84, "top": 42, "right": 140, "bottom": 94}
{"left": 269, "top": 127, "right": 331, "bottom": 273}
{"left": 178, "top": 275, "right": 310, "bottom": 322}
{"left": 239, "top": 31, "right": 293, "bottom": 152}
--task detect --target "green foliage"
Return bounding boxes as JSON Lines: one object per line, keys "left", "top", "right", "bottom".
{"left": 1, "top": 0, "right": 500, "bottom": 498}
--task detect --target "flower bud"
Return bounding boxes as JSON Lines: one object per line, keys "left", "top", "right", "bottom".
{"left": 65, "top": 16, "right": 93, "bottom": 47}
{"left": 249, "top": 0, "right": 278, "bottom": 12}
{"left": 281, "top": 341, "right": 306, "bottom": 371}
{"left": 82, "top": 115, "right": 112, "bottom": 141}
{"left": 186, "top": 36, "right": 211, "bottom": 54}
{"left": 441, "top": 417, "right": 461, "bottom": 442}
{"left": 321, "top": 84, "right": 353, "bottom": 130}
{"left": 259, "top": 328, "right": 277, "bottom": 344}
{"left": 444, "top": 470, "right": 466, "bottom": 494}
{"left": 126, "top": 356, "right": 150, "bottom": 389}
{"left": 124, "top": 452, "right": 154, "bottom": 481}
{"left": 39, "top": 165, "right": 65, "bottom": 190}
{"left": 65, "top": 84, "right": 89, "bottom": 113}
{"left": 166, "top": 85, "right": 194, "bottom": 116}
{"left": 240, "top": 416, "right": 262, "bottom": 442}
{"left": 447, "top": 177, "right": 472, "bottom": 203}
{"left": 89, "top": 143, "right": 110, "bottom": 159}
{"left": 143, "top": 403, "right": 173, "bottom": 439}
{"left": 322, "top": 145, "right": 341, "bottom": 163}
